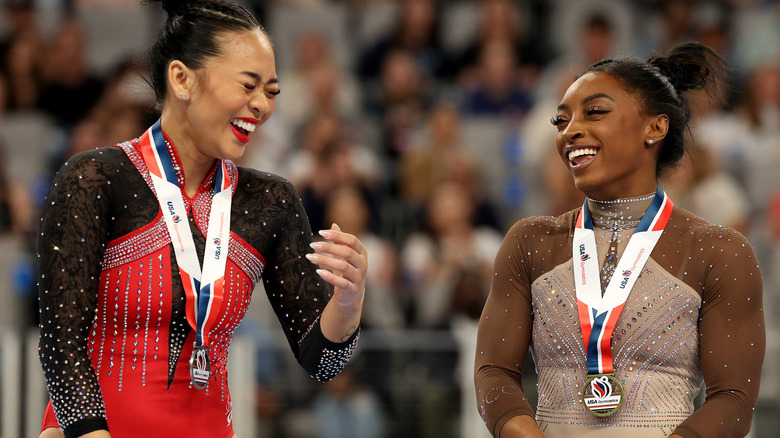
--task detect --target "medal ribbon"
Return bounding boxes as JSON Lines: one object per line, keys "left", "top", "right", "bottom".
{"left": 138, "top": 120, "right": 233, "bottom": 349}
{"left": 573, "top": 186, "right": 673, "bottom": 375}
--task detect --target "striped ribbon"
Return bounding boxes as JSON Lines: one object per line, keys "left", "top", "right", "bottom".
{"left": 138, "top": 120, "right": 233, "bottom": 349}
{"left": 573, "top": 185, "right": 673, "bottom": 375}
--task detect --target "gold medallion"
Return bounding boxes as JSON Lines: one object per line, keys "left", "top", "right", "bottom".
{"left": 582, "top": 373, "right": 624, "bottom": 416}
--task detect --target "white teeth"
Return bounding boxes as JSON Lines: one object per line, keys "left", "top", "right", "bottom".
{"left": 231, "top": 118, "right": 257, "bottom": 133}
{"left": 568, "top": 148, "right": 598, "bottom": 162}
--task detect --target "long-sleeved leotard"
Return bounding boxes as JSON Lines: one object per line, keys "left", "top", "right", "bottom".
{"left": 475, "top": 197, "right": 764, "bottom": 438}
{"left": 38, "top": 136, "right": 358, "bottom": 438}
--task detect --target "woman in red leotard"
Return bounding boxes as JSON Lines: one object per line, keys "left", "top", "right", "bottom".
{"left": 38, "top": 1, "right": 368, "bottom": 437}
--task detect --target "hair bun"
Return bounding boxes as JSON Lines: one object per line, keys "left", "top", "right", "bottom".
{"left": 147, "top": 0, "right": 188, "bottom": 16}
{"left": 647, "top": 41, "right": 727, "bottom": 95}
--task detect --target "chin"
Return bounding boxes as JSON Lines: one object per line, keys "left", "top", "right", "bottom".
{"left": 571, "top": 175, "right": 602, "bottom": 198}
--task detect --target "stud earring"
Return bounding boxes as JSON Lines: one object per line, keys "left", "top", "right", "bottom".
{"left": 648, "top": 139, "right": 655, "bottom": 144}
{"left": 179, "top": 92, "right": 187, "bottom": 100}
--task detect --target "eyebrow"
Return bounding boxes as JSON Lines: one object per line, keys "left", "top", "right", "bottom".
{"left": 240, "top": 71, "right": 279, "bottom": 86}
{"left": 557, "top": 93, "right": 615, "bottom": 111}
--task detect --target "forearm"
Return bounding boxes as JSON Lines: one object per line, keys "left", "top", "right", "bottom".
{"left": 320, "top": 295, "right": 362, "bottom": 343}
{"left": 499, "top": 415, "right": 544, "bottom": 438}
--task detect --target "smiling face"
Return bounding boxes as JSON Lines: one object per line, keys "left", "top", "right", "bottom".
{"left": 552, "top": 72, "right": 663, "bottom": 200}
{"left": 168, "top": 29, "right": 279, "bottom": 162}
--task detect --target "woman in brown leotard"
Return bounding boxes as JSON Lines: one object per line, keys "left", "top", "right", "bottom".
{"left": 475, "top": 42, "right": 765, "bottom": 438}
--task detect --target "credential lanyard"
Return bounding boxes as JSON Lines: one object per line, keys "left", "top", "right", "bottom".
{"left": 138, "top": 120, "right": 233, "bottom": 351}
{"left": 573, "top": 186, "right": 673, "bottom": 375}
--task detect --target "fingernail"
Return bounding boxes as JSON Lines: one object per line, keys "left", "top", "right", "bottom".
{"left": 305, "top": 253, "right": 318, "bottom": 262}
{"left": 310, "top": 242, "right": 323, "bottom": 250}
{"left": 316, "top": 269, "right": 328, "bottom": 276}
{"left": 319, "top": 230, "right": 332, "bottom": 239}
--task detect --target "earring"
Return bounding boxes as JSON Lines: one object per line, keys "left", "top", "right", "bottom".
{"left": 179, "top": 92, "right": 187, "bottom": 100}
{"left": 648, "top": 139, "right": 655, "bottom": 144}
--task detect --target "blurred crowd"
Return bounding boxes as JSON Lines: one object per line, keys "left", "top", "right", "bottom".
{"left": 1, "top": 0, "right": 779, "bottom": 437}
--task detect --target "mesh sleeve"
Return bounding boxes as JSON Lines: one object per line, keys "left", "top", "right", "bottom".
{"left": 258, "top": 177, "right": 358, "bottom": 381}
{"left": 475, "top": 220, "right": 536, "bottom": 436}
{"left": 674, "top": 228, "right": 765, "bottom": 438}
{"left": 38, "top": 150, "right": 113, "bottom": 436}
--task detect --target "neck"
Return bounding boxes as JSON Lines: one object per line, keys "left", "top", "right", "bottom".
{"left": 582, "top": 178, "right": 658, "bottom": 204}
{"left": 160, "top": 108, "right": 217, "bottom": 197}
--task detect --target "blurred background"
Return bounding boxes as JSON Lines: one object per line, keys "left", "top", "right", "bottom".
{"left": 0, "top": 0, "right": 778, "bottom": 437}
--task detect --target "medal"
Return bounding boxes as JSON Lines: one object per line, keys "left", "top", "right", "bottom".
{"left": 139, "top": 120, "right": 233, "bottom": 390}
{"left": 573, "top": 186, "right": 673, "bottom": 416}
{"left": 582, "top": 373, "right": 624, "bottom": 416}
{"left": 190, "top": 346, "right": 211, "bottom": 390}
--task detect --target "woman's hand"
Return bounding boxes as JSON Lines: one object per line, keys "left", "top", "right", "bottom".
{"left": 307, "top": 223, "right": 368, "bottom": 342}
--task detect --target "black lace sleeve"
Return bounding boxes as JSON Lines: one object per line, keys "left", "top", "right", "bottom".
{"left": 38, "top": 150, "right": 113, "bottom": 436}
{"left": 237, "top": 170, "right": 358, "bottom": 382}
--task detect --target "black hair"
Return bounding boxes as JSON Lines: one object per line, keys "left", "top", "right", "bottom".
{"left": 144, "top": 0, "right": 262, "bottom": 104}
{"left": 583, "top": 41, "right": 728, "bottom": 176}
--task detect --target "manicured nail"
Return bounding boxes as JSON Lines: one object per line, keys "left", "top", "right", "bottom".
{"left": 310, "top": 242, "right": 323, "bottom": 250}
{"left": 316, "top": 269, "right": 328, "bottom": 276}
{"left": 305, "top": 253, "right": 318, "bottom": 262}
{"left": 319, "top": 230, "right": 332, "bottom": 239}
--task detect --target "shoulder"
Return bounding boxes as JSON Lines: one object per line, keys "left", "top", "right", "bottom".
{"left": 505, "top": 209, "right": 577, "bottom": 243}
{"left": 235, "top": 166, "right": 302, "bottom": 205}
{"left": 237, "top": 166, "right": 293, "bottom": 189}
{"left": 668, "top": 206, "right": 753, "bottom": 251}
{"left": 53, "top": 146, "right": 128, "bottom": 182}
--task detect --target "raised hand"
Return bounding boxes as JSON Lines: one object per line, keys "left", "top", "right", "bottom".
{"left": 306, "top": 223, "right": 368, "bottom": 342}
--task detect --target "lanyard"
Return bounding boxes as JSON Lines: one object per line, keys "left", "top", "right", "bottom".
{"left": 138, "top": 120, "right": 233, "bottom": 354}
{"left": 573, "top": 186, "right": 673, "bottom": 376}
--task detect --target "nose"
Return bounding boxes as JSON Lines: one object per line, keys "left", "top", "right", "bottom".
{"left": 249, "top": 93, "right": 272, "bottom": 118}
{"left": 560, "top": 118, "right": 583, "bottom": 144}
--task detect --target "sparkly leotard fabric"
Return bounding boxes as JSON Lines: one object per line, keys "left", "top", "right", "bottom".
{"left": 475, "top": 197, "right": 764, "bottom": 438}
{"left": 38, "top": 135, "right": 359, "bottom": 438}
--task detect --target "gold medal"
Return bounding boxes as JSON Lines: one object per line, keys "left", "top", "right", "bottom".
{"left": 582, "top": 373, "right": 624, "bottom": 416}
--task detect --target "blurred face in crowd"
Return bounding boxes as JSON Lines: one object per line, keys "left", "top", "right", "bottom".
{"left": 553, "top": 72, "right": 662, "bottom": 200}
{"left": 170, "top": 29, "right": 279, "bottom": 162}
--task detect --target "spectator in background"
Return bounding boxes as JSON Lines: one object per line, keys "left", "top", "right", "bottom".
{"left": 450, "top": 0, "right": 544, "bottom": 78}
{"left": 694, "top": 61, "right": 780, "bottom": 212}
{"left": 401, "top": 182, "right": 501, "bottom": 330}
{"left": 275, "top": 31, "right": 361, "bottom": 133}
{"left": 288, "top": 112, "right": 382, "bottom": 233}
{"left": 0, "top": 0, "right": 37, "bottom": 43}
{"left": 357, "top": 0, "right": 447, "bottom": 81}
{"left": 400, "top": 181, "right": 502, "bottom": 437}
{"left": 36, "top": 19, "right": 104, "bottom": 128}
{"left": 400, "top": 101, "right": 502, "bottom": 231}
{"left": 313, "top": 368, "right": 383, "bottom": 438}
{"left": 536, "top": 12, "right": 616, "bottom": 103}
{"left": 645, "top": 0, "right": 702, "bottom": 56}
{"left": 0, "top": 0, "right": 41, "bottom": 112}
{"left": 1, "top": 28, "right": 42, "bottom": 111}
{"left": 365, "top": 47, "right": 436, "bottom": 196}
{"left": 458, "top": 38, "right": 534, "bottom": 118}
{"left": 400, "top": 102, "right": 476, "bottom": 205}
{"left": 663, "top": 143, "right": 750, "bottom": 234}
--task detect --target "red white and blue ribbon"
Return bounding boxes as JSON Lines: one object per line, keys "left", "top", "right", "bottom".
{"left": 138, "top": 119, "right": 233, "bottom": 351}
{"left": 573, "top": 186, "right": 673, "bottom": 375}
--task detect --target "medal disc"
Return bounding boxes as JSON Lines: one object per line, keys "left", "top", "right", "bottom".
{"left": 582, "top": 374, "right": 624, "bottom": 416}
{"left": 190, "top": 346, "right": 211, "bottom": 390}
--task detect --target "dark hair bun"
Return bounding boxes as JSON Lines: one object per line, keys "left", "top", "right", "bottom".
{"left": 647, "top": 41, "right": 728, "bottom": 96}
{"left": 146, "top": 0, "right": 189, "bottom": 16}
